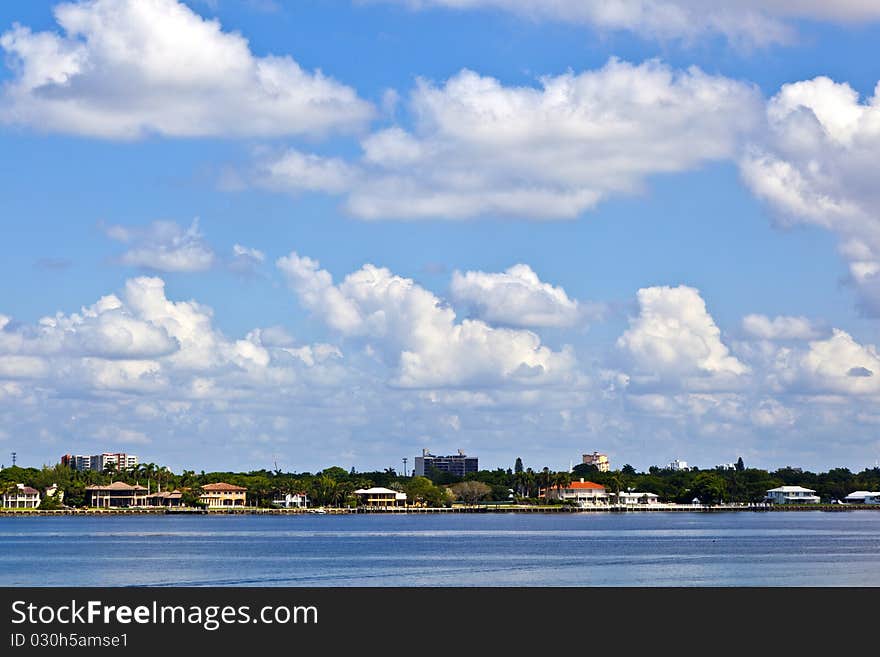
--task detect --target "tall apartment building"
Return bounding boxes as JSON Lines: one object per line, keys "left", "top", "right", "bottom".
{"left": 60, "top": 454, "right": 91, "bottom": 471}
{"left": 414, "top": 449, "right": 478, "bottom": 477}
{"left": 61, "top": 452, "right": 139, "bottom": 473}
{"left": 582, "top": 451, "right": 610, "bottom": 472}
{"left": 668, "top": 459, "right": 688, "bottom": 471}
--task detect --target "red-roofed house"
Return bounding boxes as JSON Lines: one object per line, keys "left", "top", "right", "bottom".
{"left": 1, "top": 483, "right": 41, "bottom": 508}
{"left": 199, "top": 482, "right": 247, "bottom": 508}
{"left": 541, "top": 479, "right": 609, "bottom": 506}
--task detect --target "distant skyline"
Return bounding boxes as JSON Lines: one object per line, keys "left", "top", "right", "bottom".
{"left": 2, "top": 0, "right": 880, "bottom": 473}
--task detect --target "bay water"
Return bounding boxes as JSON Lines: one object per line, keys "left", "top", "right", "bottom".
{"left": 2, "top": 511, "right": 879, "bottom": 586}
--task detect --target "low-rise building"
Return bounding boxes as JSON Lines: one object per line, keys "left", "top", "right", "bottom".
{"left": 199, "top": 482, "right": 247, "bottom": 508}
{"left": 843, "top": 490, "right": 880, "bottom": 505}
{"left": 615, "top": 491, "right": 661, "bottom": 505}
{"left": 44, "top": 484, "right": 64, "bottom": 504}
{"left": 582, "top": 452, "right": 610, "bottom": 472}
{"left": 765, "top": 485, "right": 820, "bottom": 505}
{"left": 1, "top": 483, "right": 41, "bottom": 508}
{"left": 354, "top": 487, "right": 407, "bottom": 507}
{"left": 272, "top": 492, "right": 310, "bottom": 508}
{"left": 85, "top": 482, "right": 148, "bottom": 508}
{"left": 145, "top": 490, "right": 184, "bottom": 507}
{"left": 541, "top": 479, "right": 609, "bottom": 506}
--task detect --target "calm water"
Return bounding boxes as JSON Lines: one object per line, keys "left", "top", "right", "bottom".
{"left": 2, "top": 511, "right": 879, "bottom": 586}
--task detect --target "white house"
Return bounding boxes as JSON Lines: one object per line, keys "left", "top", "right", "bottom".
{"left": 615, "top": 491, "right": 660, "bottom": 506}
{"left": 843, "top": 491, "right": 880, "bottom": 505}
{"left": 44, "top": 484, "right": 64, "bottom": 503}
{"left": 1, "top": 483, "right": 41, "bottom": 508}
{"left": 272, "top": 492, "right": 310, "bottom": 508}
{"left": 542, "top": 479, "right": 609, "bottom": 506}
{"left": 354, "top": 487, "right": 407, "bottom": 507}
{"left": 765, "top": 486, "right": 820, "bottom": 505}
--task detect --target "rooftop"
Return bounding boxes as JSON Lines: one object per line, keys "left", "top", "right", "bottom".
{"left": 201, "top": 482, "right": 247, "bottom": 492}
{"left": 7, "top": 484, "right": 40, "bottom": 495}
{"left": 844, "top": 490, "right": 880, "bottom": 499}
{"left": 767, "top": 486, "right": 817, "bottom": 493}
{"left": 85, "top": 481, "right": 147, "bottom": 492}
{"left": 568, "top": 481, "right": 605, "bottom": 490}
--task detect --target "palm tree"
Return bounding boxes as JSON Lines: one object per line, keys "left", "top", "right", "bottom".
{"left": 554, "top": 471, "right": 571, "bottom": 491}
{"left": 539, "top": 467, "right": 552, "bottom": 500}
{"left": 524, "top": 469, "right": 537, "bottom": 498}
{"left": 609, "top": 473, "right": 624, "bottom": 506}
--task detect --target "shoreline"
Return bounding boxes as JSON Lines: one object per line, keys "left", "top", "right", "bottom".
{"left": 1, "top": 503, "right": 878, "bottom": 516}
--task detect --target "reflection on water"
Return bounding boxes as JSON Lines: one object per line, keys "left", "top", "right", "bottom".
{"left": 2, "top": 511, "right": 879, "bottom": 586}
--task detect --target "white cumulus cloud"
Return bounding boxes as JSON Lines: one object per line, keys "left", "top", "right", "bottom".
{"left": 450, "top": 264, "right": 584, "bottom": 328}
{"left": 0, "top": 0, "right": 373, "bottom": 138}
{"left": 742, "top": 314, "right": 822, "bottom": 340}
{"left": 741, "top": 75, "right": 880, "bottom": 314}
{"left": 260, "top": 58, "right": 761, "bottom": 220}
{"left": 618, "top": 285, "right": 748, "bottom": 387}
{"left": 104, "top": 219, "right": 216, "bottom": 273}
{"left": 377, "top": 1, "right": 880, "bottom": 47}
{"left": 774, "top": 329, "right": 880, "bottom": 396}
{"left": 277, "top": 252, "right": 577, "bottom": 387}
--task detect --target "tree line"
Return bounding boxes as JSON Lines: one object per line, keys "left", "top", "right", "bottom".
{"left": 2, "top": 458, "right": 879, "bottom": 508}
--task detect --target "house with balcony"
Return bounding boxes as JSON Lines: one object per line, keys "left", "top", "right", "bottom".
{"left": 199, "top": 482, "right": 247, "bottom": 508}
{"left": 541, "top": 479, "right": 608, "bottom": 506}
{"left": 145, "top": 490, "right": 184, "bottom": 507}
{"left": 272, "top": 491, "right": 310, "bottom": 508}
{"left": 765, "top": 485, "right": 820, "bottom": 505}
{"left": 354, "top": 487, "right": 407, "bottom": 507}
{"left": 614, "top": 491, "right": 661, "bottom": 506}
{"left": 1, "top": 483, "right": 41, "bottom": 508}
{"left": 843, "top": 490, "right": 880, "bottom": 505}
{"left": 85, "top": 482, "right": 148, "bottom": 508}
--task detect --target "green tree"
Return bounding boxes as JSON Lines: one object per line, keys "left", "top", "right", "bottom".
{"left": 691, "top": 472, "right": 727, "bottom": 505}
{"left": 309, "top": 475, "right": 339, "bottom": 507}
{"left": 404, "top": 476, "right": 448, "bottom": 507}
{"left": 450, "top": 481, "right": 492, "bottom": 505}
{"left": 514, "top": 457, "right": 524, "bottom": 474}
{"left": 571, "top": 463, "right": 599, "bottom": 479}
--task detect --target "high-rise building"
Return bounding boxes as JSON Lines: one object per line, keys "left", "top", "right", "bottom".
{"left": 582, "top": 452, "right": 610, "bottom": 472}
{"left": 61, "top": 452, "right": 139, "bottom": 472}
{"left": 668, "top": 459, "right": 688, "bottom": 471}
{"left": 414, "top": 449, "right": 478, "bottom": 477}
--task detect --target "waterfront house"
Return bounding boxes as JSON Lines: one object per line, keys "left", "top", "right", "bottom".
{"left": 85, "top": 482, "right": 148, "bottom": 508}
{"left": 145, "top": 490, "right": 184, "bottom": 507}
{"left": 614, "top": 491, "right": 661, "bottom": 506}
{"left": 1, "top": 483, "right": 41, "bottom": 508}
{"left": 541, "top": 479, "right": 608, "bottom": 506}
{"left": 843, "top": 490, "right": 880, "bottom": 505}
{"left": 199, "top": 482, "right": 247, "bottom": 508}
{"left": 354, "top": 487, "right": 407, "bottom": 507}
{"left": 44, "top": 484, "right": 64, "bottom": 504}
{"left": 272, "top": 491, "right": 310, "bottom": 508}
{"left": 765, "top": 486, "right": 821, "bottom": 505}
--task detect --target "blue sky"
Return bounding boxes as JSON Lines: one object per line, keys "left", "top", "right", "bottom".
{"left": 1, "top": 0, "right": 880, "bottom": 474}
